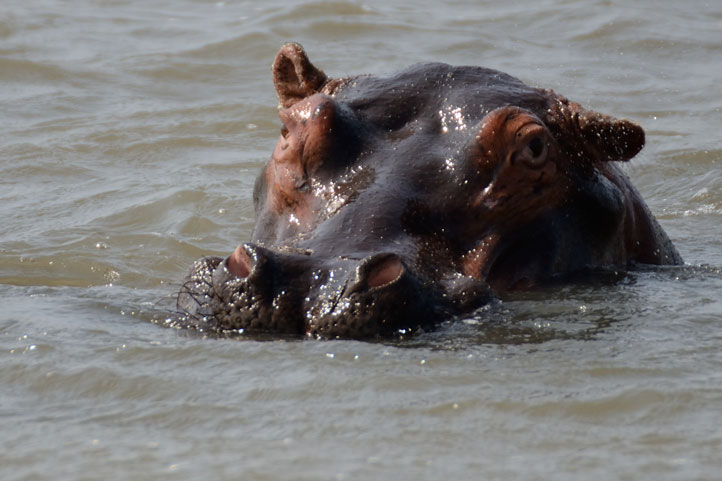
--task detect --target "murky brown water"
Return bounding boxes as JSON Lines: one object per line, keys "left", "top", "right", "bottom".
{"left": 2, "top": 1, "right": 722, "bottom": 480}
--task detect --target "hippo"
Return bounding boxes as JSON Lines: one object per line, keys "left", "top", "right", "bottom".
{"left": 176, "top": 43, "right": 682, "bottom": 339}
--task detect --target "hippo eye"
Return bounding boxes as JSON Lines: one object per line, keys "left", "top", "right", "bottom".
{"left": 511, "top": 133, "right": 548, "bottom": 168}
{"left": 528, "top": 137, "right": 545, "bottom": 158}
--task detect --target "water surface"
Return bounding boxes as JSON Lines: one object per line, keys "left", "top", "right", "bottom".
{"left": 2, "top": 1, "right": 722, "bottom": 480}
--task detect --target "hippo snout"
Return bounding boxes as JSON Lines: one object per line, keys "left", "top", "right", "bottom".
{"left": 177, "top": 245, "right": 444, "bottom": 338}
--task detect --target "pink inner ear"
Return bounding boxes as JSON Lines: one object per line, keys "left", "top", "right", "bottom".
{"left": 227, "top": 245, "right": 251, "bottom": 279}
{"left": 367, "top": 256, "right": 404, "bottom": 288}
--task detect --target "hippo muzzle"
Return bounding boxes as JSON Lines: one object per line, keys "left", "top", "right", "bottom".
{"left": 176, "top": 43, "right": 682, "bottom": 339}
{"left": 178, "top": 244, "right": 488, "bottom": 338}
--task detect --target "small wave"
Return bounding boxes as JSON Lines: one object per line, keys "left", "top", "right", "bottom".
{"left": 179, "top": 31, "right": 274, "bottom": 61}
{"left": 261, "top": 1, "right": 380, "bottom": 24}
{"left": 0, "top": 57, "right": 72, "bottom": 83}
{"left": 681, "top": 205, "right": 722, "bottom": 217}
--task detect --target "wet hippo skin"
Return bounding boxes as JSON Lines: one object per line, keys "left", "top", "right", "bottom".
{"left": 176, "top": 42, "right": 682, "bottom": 339}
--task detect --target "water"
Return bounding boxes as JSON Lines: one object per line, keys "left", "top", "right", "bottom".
{"left": 2, "top": 0, "right": 722, "bottom": 479}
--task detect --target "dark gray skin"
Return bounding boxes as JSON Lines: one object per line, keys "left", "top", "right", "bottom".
{"left": 177, "top": 43, "right": 682, "bottom": 339}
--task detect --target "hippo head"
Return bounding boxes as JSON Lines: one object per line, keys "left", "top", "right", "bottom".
{"left": 176, "top": 43, "right": 681, "bottom": 339}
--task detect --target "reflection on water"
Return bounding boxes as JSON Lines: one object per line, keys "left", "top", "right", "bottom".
{"left": 2, "top": 0, "right": 722, "bottom": 480}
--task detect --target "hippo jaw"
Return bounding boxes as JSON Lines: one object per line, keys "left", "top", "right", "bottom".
{"left": 175, "top": 43, "right": 682, "bottom": 340}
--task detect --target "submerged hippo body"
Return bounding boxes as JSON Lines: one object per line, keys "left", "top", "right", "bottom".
{"left": 177, "top": 43, "right": 682, "bottom": 339}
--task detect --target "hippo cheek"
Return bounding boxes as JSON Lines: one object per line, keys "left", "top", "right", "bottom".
{"left": 463, "top": 177, "right": 627, "bottom": 292}
{"left": 460, "top": 227, "right": 555, "bottom": 291}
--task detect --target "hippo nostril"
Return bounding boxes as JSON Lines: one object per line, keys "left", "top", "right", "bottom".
{"left": 227, "top": 245, "right": 252, "bottom": 278}
{"left": 365, "top": 254, "right": 404, "bottom": 288}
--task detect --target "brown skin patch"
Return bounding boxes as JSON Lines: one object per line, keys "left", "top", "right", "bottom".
{"left": 461, "top": 233, "right": 502, "bottom": 280}
{"left": 265, "top": 94, "right": 341, "bottom": 232}
{"left": 471, "top": 107, "right": 565, "bottom": 218}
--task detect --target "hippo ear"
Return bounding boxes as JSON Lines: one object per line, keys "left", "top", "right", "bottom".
{"left": 544, "top": 91, "right": 645, "bottom": 163}
{"left": 272, "top": 43, "right": 328, "bottom": 109}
